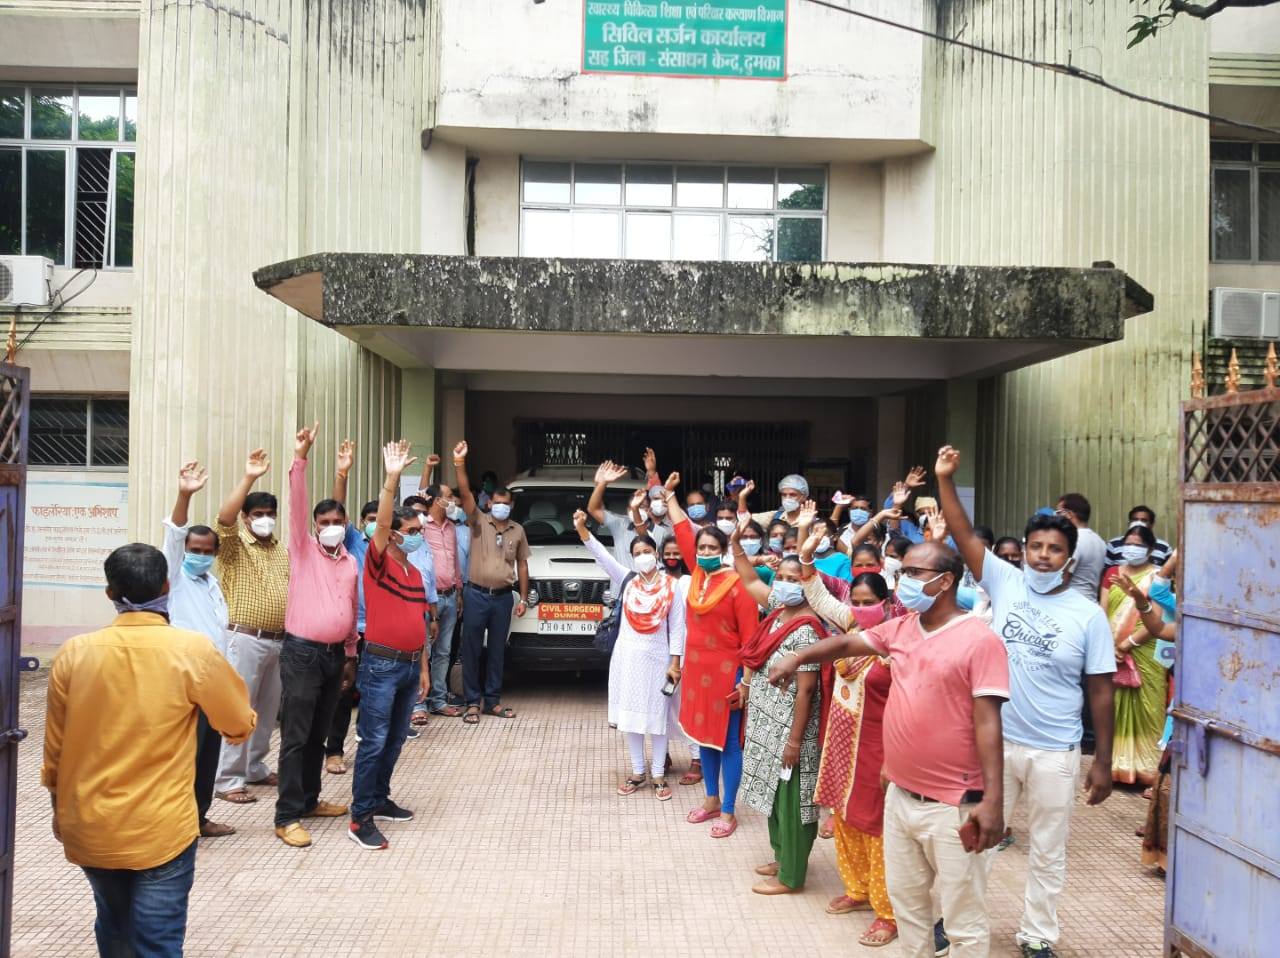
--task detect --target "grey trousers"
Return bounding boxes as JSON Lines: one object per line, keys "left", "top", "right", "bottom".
{"left": 215, "top": 628, "right": 283, "bottom": 792}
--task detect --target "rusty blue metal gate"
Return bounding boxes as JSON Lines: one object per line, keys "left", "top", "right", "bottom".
{"left": 1170, "top": 385, "right": 1280, "bottom": 957}
{"left": 0, "top": 363, "right": 29, "bottom": 955}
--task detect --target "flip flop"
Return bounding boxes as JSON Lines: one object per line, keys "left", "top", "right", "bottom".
{"left": 710, "top": 817, "right": 738, "bottom": 839}
{"left": 686, "top": 806, "right": 719, "bottom": 824}
{"left": 679, "top": 762, "right": 703, "bottom": 786}
{"left": 215, "top": 789, "right": 257, "bottom": 804}
{"left": 618, "top": 775, "right": 646, "bottom": 796}
{"left": 653, "top": 779, "right": 673, "bottom": 802}
{"left": 859, "top": 918, "right": 898, "bottom": 947}
{"left": 826, "top": 894, "right": 872, "bottom": 914}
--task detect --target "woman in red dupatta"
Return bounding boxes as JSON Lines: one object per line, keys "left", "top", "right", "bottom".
{"left": 797, "top": 521, "right": 901, "bottom": 948}
{"left": 659, "top": 479, "right": 760, "bottom": 840}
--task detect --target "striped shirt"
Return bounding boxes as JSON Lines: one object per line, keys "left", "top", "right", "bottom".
{"left": 213, "top": 516, "right": 290, "bottom": 632}
{"left": 364, "top": 540, "right": 429, "bottom": 652}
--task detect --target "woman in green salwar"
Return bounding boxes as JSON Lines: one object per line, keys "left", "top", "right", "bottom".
{"left": 1106, "top": 525, "right": 1167, "bottom": 786}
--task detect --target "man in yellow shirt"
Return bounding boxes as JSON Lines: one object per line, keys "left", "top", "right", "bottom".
{"left": 42, "top": 543, "right": 256, "bottom": 957}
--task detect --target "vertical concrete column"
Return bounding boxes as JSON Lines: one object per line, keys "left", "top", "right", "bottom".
{"left": 129, "top": 0, "right": 432, "bottom": 537}
{"left": 875, "top": 396, "right": 906, "bottom": 499}
{"left": 401, "top": 368, "right": 437, "bottom": 457}
{"left": 944, "top": 379, "right": 978, "bottom": 520}
{"left": 441, "top": 387, "right": 467, "bottom": 486}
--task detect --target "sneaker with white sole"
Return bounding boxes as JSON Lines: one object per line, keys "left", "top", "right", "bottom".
{"left": 373, "top": 800, "right": 414, "bottom": 822}
{"left": 347, "top": 817, "right": 388, "bottom": 850}
{"left": 934, "top": 920, "right": 950, "bottom": 957}
{"left": 1020, "top": 943, "right": 1057, "bottom": 958}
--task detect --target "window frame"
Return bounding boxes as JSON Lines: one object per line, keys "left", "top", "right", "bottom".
{"left": 1210, "top": 139, "right": 1280, "bottom": 264}
{"left": 0, "top": 84, "right": 138, "bottom": 270}
{"left": 28, "top": 394, "right": 129, "bottom": 471}
{"left": 517, "top": 159, "right": 828, "bottom": 263}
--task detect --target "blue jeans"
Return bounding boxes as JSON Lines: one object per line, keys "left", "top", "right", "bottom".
{"left": 351, "top": 654, "right": 419, "bottom": 821}
{"left": 461, "top": 585, "right": 514, "bottom": 708}
{"left": 82, "top": 840, "right": 196, "bottom": 957}
{"left": 421, "top": 589, "right": 460, "bottom": 712}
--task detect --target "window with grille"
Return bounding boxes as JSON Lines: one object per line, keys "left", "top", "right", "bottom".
{"left": 1211, "top": 140, "right": 1280, "bottom": 263}
{"left": 519, "top": 161, "right": 826, "bottom": 262}
{"left": 0, "top": 85, "right": 136, "bottom": 268}
{"left": 30, "top": 396, "right": 128, "bottom": 468}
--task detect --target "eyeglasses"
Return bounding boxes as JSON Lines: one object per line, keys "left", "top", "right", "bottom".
{"left": 901, "top": 566, "right": 949, "bottom": 578}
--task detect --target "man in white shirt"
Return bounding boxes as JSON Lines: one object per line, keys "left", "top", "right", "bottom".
{"left": 1054, "top": 493, "right": 1107, "bottom": 602}
{"left": 161, "top": 461, "right": 235, "bottom": 837}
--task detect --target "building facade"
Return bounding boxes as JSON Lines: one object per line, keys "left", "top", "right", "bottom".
{"left": 1, "top": 0, "right": 1275, "bottom": 646}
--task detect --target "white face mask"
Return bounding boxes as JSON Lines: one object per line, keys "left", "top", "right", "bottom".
{"left": 715, "top": 518, "right": 737, "bottom": 536}
{"left": 817, "top": 536, "right": 832, "bottom": 554}
{"left": 490, "top": 503, "right": 512, "bottom": 521}
{"left": 317, "top": 525, "right": 345, "bottom": 549}
{"left": 649, "top": 500, "right": 668, "bottom": 518}
{"left": 250, "top": 516, "right": 276, "bottom": 538}
{"left": 780, "top": 497, "right": 800, "bottom": 514}
{"left": 882, "top": 555, "right": 903, "bottom": 581}
{"left": 633, "top": 552, "right": 657, "bottom": 575}
{"left": 638, "top": 508, "right": 649, "bottom": 523}
{"left": 445, "top": 502, "right": 463, "bottom": 522}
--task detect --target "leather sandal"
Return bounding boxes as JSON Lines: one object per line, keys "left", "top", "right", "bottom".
{"left": 859, "top": 917, "right": 898, "bottom": 947}
{"left": 215, "top": 789, "right": 257, "bottom": 804}
{"left": 463, "top": 706, "right": 481, "bottom": 725}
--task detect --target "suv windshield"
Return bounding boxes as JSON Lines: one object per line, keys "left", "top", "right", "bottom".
{"left": 509, "top": 486, "right": 640, "bottom": 545}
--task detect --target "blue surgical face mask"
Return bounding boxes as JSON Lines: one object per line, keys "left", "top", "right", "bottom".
{"left": 741, "top": 538, "right": 762, "bottom": 557}
{"left": 490, "top": 503, "right": 512, "bottom": 521}
{"left": 687, "top": 503, "right": 708, "bottom": 521}
{"left": 113, "top": 593, "right": 170, "bottom": 617}
{"left": 768, "top": 536, "right": 784, "bottom": 553}
{"left": 772, "top": 580, "right": 805, "bottom": 607}
{"left": 1120, "top": 544, "right": 1150, "bottom": 566}
{"left": 397, "top": 532, "right": 424, "bottom": 554}
{"left": 896, "top": 572, "right": 944, "bottom": 613}
{"left": 182, "top": 553, "right": 215, "bottom": 578}
{"left": 696, "top": 555, "right": 721, "bottom": 572}
{"left": 849, "top": 508, "right": 871, "bottom": 527}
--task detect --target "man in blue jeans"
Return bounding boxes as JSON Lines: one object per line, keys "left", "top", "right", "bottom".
{"left": 452, "top": 440, "right": 530, "bottom": 725}
{"left": 348, "top": 440, "right": 433, "bottom": 850}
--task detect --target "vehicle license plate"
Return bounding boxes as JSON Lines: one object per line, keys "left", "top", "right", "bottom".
{"left": 537, "top": 603, "right": 603, "bottom": 635}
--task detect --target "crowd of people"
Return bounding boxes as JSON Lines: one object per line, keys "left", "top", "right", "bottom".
{"left": 39, "top": 434, "right": 1179, "bottom": 958}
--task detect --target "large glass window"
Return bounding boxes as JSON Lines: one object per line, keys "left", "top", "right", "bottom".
{"left": 1211, "top": 140, "right": 1280, "bottom": 263}
{"left": 29, "top": 396, "right": 129, "bottom": 468}
{"left": 0, "top": 85, "right": 137, "bottom": 268}
{"left": 520, "top": 161, "right": 826, "bottom": 262}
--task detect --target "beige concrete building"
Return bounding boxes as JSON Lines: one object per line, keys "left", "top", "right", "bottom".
{"left": 1, "top": 0, "right": 1276, "bottom": 646}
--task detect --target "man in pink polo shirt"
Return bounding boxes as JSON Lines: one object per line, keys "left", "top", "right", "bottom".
{"left": 770, "top": 539, "right": 1009, "bottom": 958}
{"left": 274, "top": 422, "right": 359, "bottom": 848}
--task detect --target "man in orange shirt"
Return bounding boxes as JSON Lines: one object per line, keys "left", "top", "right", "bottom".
{"left": 43, "top": 543, "right": 256, "bottom": 957}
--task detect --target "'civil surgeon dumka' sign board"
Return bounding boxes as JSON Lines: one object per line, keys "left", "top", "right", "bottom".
{"left": 583, "top": 1, "right": 788, "bottom": 80}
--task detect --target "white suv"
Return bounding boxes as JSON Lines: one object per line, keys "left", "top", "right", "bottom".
{"left": 503, "top": 467, "right": 646, "bottom": 671}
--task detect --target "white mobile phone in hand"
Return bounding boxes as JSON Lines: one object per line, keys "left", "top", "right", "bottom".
{"left": 778, "top": 765, "right": 793, "bottom": 781}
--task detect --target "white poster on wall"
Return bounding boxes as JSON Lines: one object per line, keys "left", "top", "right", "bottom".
{"left": 25, "top": 479, "right": 130, "bottom": 589}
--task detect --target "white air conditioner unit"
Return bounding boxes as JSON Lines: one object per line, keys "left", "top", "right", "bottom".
{"left": 1211, "top": 287, "right": 1280, "bottom": 340}
{"left": 0, "top": 256, "right": 53, "bottom": 308}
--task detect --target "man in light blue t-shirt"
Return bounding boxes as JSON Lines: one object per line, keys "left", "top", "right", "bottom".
{"left": 935, "top": 445, "right": 1115, "bottom": 958}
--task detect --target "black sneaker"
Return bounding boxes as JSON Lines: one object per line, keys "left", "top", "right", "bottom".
{"left": 405, "top": 725, "right": 421, "bottom": 740}
{"left": 934, "top": 920, "right": 950, "bottom": 957}
{"left": 1020, "top": 944, "right": 1057, "bottom": 958}
{"left": 347, "top": 817, "right": 388, "bottom": 850}
{"left": 373, "top": 800, "right": 414, "bottom": 823}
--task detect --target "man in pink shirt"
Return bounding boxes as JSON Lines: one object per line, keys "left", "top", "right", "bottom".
{"left": 414, "top": 474, "right": 466, "bottom": 719}
{"left": 274, "top": 422, "right": 359, "bottom": 848}
{"left": 770, "top": 539, "right": 1008, "bottom": 958}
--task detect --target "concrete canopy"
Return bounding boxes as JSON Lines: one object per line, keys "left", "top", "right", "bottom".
{"left": 253, "top": 254, "right": 1152, "bottom": 395}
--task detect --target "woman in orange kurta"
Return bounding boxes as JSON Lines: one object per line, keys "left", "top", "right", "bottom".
{"left": 659, "top": 482, "right": 760, "bottom": 840}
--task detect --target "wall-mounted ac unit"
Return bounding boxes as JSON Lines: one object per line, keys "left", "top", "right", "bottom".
{"left": 1211, "top": 287, "right": 1280, "bottom": 340}
{"left": 0, "top": 256, "right": 53, "bottom": 308}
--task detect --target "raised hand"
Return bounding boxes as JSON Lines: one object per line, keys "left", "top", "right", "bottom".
{"left": 935, "top": 445, "right": 961, "bottom": 480}
{"left": 245, "top": 448, "right": 270, "bottom": 479}
{"left": 731, "top": 513, "right": 750, "bottom": 542}
{"left": 336, "top": 439, "right": 355, "bottom": 476}
{"left": 643, "top": 447, "right": 657, "bottom": 475}
{"left": 629, "top": 489, "right": 647, "bottom": 511}
{"left": 891, "top": 481, "right": 910, "bottom": 508}
{"left": 904, "top": 465, "right": 928, "bottom": 489}
{"left": 426, "top": 453, "right": 441, "bottom": 468}
{"left": 178, "top": 461, "right": 208, "bottom": 495}
{"left": 665, "top": 471, "right": 680, "bottom": 492}
{"left": 877, "top": 507, "right": 903, "bottom": 523}
{"left": 796, "top": 499, "right": 818, "bottom": 531}
{"left": 594, "top": 460, "right": 628, "bottom": 484}
{"left": 295, "top": 421, "right": 320, "bottom": 458}
{"left": 383, "top": 439, "right": 417, "bottom": 477}
{"left": 928, "top": 508, "right": 949, "bottom": 543}
{"left": 800, "top": 531, "right": 822, "bottom": 562}
{"left": 572, "top": 509, "right": 590, "bottom": 532}
{"left": 1115, "top": 572, "right": 1144, "bottom": 602}
{"left": 738, "top": 479, "right": 756, "bottom": 504}
{"left": 453, "top": 441, "right": 468, "bottom": 461}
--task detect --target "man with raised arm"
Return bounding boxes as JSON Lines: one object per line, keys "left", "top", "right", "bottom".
{"left": 769, "top": 538, "right": 1008, "bottom": 957}
{"left": 213, "top": 447, "right": 291, "bottom": 805}
{"left": 454, "top": 441, "right": 529, "bottom": 725}
{"left": 348, "top": 440, "right": 432, "bottom": 850}
{"left": 161, "top": 461, "right": 235, "bottom": 838}
{"left": 934, "top": 445, "right": 1114, "bottom": 958}
{"left": 272, "top": 423, "right": 359, "bottom": 848}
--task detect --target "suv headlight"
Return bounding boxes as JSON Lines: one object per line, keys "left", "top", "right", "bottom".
{"left": 526, "top": 588, "right": 540, "bottom": 607}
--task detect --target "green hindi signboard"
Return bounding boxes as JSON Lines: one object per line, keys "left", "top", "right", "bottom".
{"left": 582, "top": 1, "right": 788, "bottom": 80}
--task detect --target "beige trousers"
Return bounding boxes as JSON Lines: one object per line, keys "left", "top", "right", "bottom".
{"left": 1003, "top": 740, "right": 1082, "bottom": 948}
{"left": 883, "top": 783, "right": 993, "bottom": 958}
